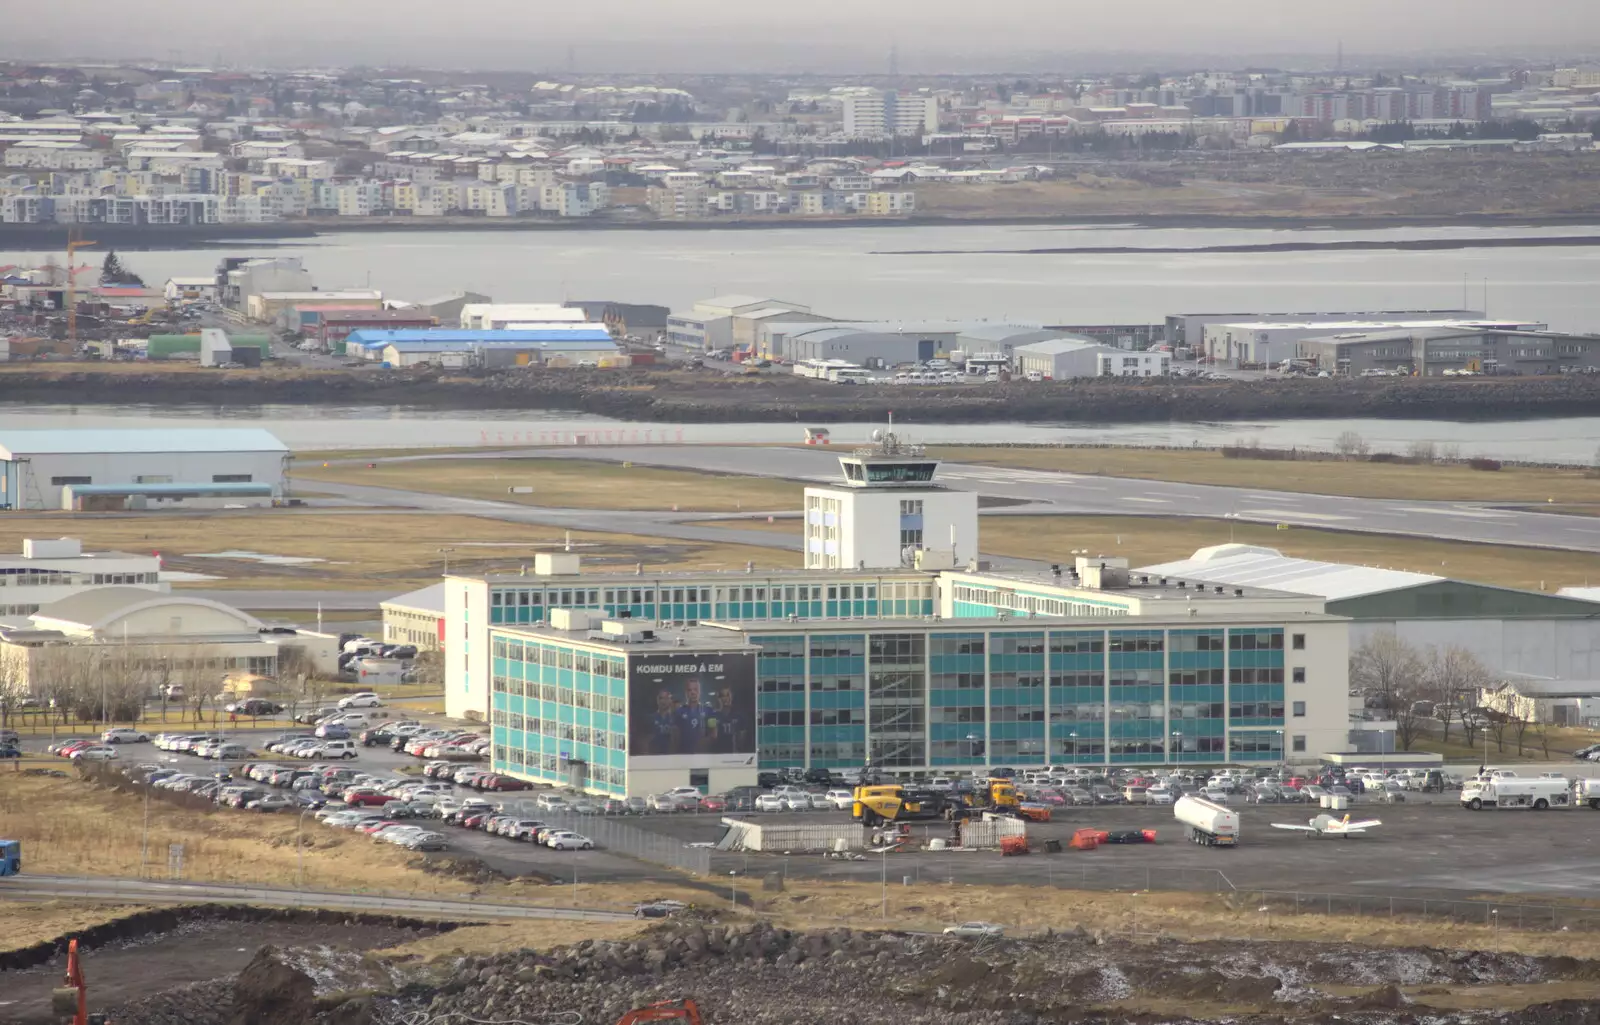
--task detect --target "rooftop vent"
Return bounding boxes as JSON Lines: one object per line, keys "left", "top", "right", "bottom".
{"left": 1234, "top": 588, "right": 1245, "bottom": 597}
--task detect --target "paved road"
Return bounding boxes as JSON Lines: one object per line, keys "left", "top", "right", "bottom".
{"left": 0, "top": 875, "right": 633, "bottom": 921}
{"left": 187, "top": 589, "right": 394, "bottom": 610}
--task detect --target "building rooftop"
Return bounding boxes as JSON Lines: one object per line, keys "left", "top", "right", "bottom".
{"left": 383, "top": 582, "right": 446, "bottom": 614}
{"left": 495, "top": 619, "right": 761, "bottom": 652}
{"left": 346, "top": 328, "right": 614, "bottom": 347}
{"left": 0, "top": 428, "right": 288, "bottom": 457}
{"left": 1137, "top": 544, "right": 1441, "bottom": 601}
{"left": 963, "top": 561, "right": 1313, "bottom": 603}
{"left": 463, "top": 566, "right": 933, "bottom": 584}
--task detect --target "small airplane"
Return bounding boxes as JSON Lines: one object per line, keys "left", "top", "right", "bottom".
{"left": 1271, "top": 813, "right": 1382, "bottom": 838}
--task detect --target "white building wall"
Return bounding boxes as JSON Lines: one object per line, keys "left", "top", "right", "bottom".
{"left": 804, "top": 486, "right": 978, "bottom": 571}
{"left": 1351, "top": 618, "right": 1600, "bottom": 681}
{"left": 444, "top": 575, "right": 491, "bottom": 720}
{"left": 3, "top": 450, "right": 287, "bottom": 510}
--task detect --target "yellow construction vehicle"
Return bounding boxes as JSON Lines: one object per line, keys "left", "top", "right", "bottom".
{"left": 851, "top": 783, "right": 950, "bottom": 825}
{"left": 944, "top": 777, "right": 1026, "bottom": 820}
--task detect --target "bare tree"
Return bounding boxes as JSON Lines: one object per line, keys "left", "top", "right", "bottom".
{"left": 1489, "top": 713, "right": 1509, "bottom": 754}
{"left": 1407, "top": 440, "right": 1438, "bottom": 465}
{"left": 1334, "top": 430, "right": 1369, "bottom": 459}
{"left": 1350, "top": 632, "right": 1427, "bottom": 746}
{"left": 1425, "top": 646, "right": 1492, "bottom": 743}
{"left": 1533, "top": 718, "right": 1552, "bottom": 759}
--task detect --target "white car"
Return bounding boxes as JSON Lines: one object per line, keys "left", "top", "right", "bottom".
{"left": 102, "top": 728, "right": 150, "bottom": 744}
{"left": 824, "top": 788, "right": 855, "bottom": 810}
{"left": 943, "top": 922, "right": 1004, "bottom": 938}
{"left": 544, "top": 831, "right": 594, "bottom": 850}
{"left": 780, "top": 793, "right": 818, "bottom": 812}
{"left": 754, "top": 793, "right": 785, "bottom": 812}
{"left": 1200, "top": 788, "right": 1232, "bottom": 805}
{"left": 71, "top": 746, "right": 119, "bottom": 761}
{"left": 338, "top": 692, "right": 383, "bottom": 709}
{"left": 1145, "top": 785, "right": 1175, "bottom": 805}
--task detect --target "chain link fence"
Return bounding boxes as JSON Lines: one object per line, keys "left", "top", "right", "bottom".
{"left": 496, "top": 803, "right": 712, "bottom": 877}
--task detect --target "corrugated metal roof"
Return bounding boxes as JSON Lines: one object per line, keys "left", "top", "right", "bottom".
{"left": 1137, "top": 544, "right": 1441, "bottom": 601}
{"left": 383, "top": 339, "right": 618, "bottom": 353}
{"left": 0, "top": 428, "right": 288, "bottom": 458}
{"left": 64, "top": 482, "right": 274, "bottom": 496}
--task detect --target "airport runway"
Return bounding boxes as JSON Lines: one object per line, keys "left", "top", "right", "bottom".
{"left": 524, "top": 445, "right": 1600, "bottom": 554}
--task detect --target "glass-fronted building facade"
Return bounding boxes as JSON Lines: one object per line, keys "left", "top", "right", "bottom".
{"left": 745, "top": 621, "right": 1293, "bottom": 772}
{"left": 488, "top": 631, "right": 632, "bottom": 794}
{"left": 486, "top": 572, "right": 936, "bottom": 627}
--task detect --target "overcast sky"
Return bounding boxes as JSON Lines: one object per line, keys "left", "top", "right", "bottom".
{"left": 4, "top": 0, "right": 1597, "bottom": 71}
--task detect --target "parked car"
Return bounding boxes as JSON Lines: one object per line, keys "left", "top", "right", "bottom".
{"left": 247, "top": 794, "right": 296, "bottom": 813}
{"left": 824, "top": 788, "right": 855, "bottom": 810}
{"left": 339, "top": 692, "right": 383, "bottom": 709}
{"left": 314, "top": 723, "right": 352, "bottom": 740}
{"left": 754, "top": 793, "right": 785, "bottom": 812}
{"left": 943, "top": 922, "right": 1005, "bottom": 938}
{"left": 544, "top": 831, "right": 594, "bottom": 850}
{"left": 102, "top": 728, "right": 150, "bottom": 744}
{"left": 71, "top": 745, "right": 119, "bottom": 761}
{"left": 225, "top": 698, "right": 284, "bottom": 716}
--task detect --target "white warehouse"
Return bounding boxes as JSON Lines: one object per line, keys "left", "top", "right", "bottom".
{"left": 0, "top": 429, "right": 290, "bottom": 511}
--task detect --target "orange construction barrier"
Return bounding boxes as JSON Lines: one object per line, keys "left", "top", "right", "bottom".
{"left": 1000, "top": 835, "right": 1030, "bottom": 856}
{"left": 1070, "top": 828, "right": 1100, "bottom": 851}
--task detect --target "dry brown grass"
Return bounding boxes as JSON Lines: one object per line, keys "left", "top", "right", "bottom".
{"left": 0, "top": 901, "right": 152, "bottom": 952}
{"left": 930, "top": 445, "right": 1600, "bottom": 506}
{"left": 975, "top": 515, "right": 1600, "bottom": 593}
{"left": 0, "top": 773, "right": 543, "bottom": 898}
{"left": 291, "top": 458, "right": 803, "bottom": 513}
{"left": 0, "top": 510, "right": 797, "bottom": 591}
{"left": 695, "top": 511, "right": 1600, "bottom": 592}
{"left": 755, "top": 879, "right": 1600, "bottom": 959}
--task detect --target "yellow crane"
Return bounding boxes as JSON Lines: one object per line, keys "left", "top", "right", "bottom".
{"left": 65, "top": 229, "right": 97, "bottom": 348}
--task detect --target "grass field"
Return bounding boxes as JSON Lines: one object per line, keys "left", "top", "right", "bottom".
{"left": 703, "top": 512, "right": 1600, "bottom": 592}
{"left": 291, "top": 458, "right": 803, "bottom": 513}
{"left": 930, "top": 446, "right": 1600, "bottom": 507}
{"left": 0, "top": 510, "right": 797, "bottom": 591}
{"left": 975, "top": 515, "right": 1600, "bottom": 593}
{"left": 2, "top": 902, "right": 153, "bottom": 953}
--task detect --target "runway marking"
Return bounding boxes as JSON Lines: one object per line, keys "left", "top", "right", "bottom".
{"left": 1124, "top": 497, "right": 1171, "bottom": 504}
{"left": 1236, "top": 508, "right": 1353, "bottom": 522}
{"left": 1392, "top": 506, "right": 1510, "bottom": 519}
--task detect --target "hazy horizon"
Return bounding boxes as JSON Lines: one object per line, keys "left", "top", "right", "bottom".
{"left": 2, "top": 0, "right": 1598, "bottom": 74}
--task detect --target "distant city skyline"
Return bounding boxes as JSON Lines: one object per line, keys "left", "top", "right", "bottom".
{"left": 2, "top": 0, "right": 1598, "bottom": 73}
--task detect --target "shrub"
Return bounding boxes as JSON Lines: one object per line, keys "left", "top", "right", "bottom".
{"left": 1467, "top": 457, "right": 1502, "bottom": 472}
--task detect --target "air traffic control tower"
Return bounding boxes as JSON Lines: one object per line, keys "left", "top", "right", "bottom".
{"left": 802, "top": 430, "right": 979, "bottom": 571}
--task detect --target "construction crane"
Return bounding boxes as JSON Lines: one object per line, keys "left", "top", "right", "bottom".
{"left": 615, "top": 998, "right": 704, "bottom": 1025}
{"left": 65, "top": 229, "right": 97, "bottom": 349}
{"left": 51, "top": 938, "right": 89, "bottom": 1025}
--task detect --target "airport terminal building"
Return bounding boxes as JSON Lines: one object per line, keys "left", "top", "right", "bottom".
{"left": 439, "top": 440, "right": 1354, "bottom": 797}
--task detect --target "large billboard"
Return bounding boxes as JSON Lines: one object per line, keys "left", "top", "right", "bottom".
{"left": 628, "top": 650, "right": 757, "bottom": 769}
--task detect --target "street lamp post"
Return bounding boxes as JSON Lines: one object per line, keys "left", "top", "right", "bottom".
{"left": 438, "top": 547, "right": 455, "bottom": 576}
{"left": 965, "top": 733, "right": 979, "bottom": 764}
{"left": 297, "top": 808, "right": 312, "bottom": 891}
{"left": 1171, "top": 730, "right": 1182, "bottom": 767}
{"left": 1069, "top": 731, "right": 1078, "bottom": 765}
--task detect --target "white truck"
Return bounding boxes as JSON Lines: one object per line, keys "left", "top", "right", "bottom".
{"left": 1174, "top": 793, "right": 1239, "bottom": 846}
{"left": 1460, "top": 777, "right": 1571, "bottom": 810}
{"left": 1578, "top": 779, "right": 1600, "bottom": 809}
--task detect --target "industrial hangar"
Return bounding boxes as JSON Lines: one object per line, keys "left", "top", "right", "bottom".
{"left": 0, "top": 428, "right": 290, "bottom": 510}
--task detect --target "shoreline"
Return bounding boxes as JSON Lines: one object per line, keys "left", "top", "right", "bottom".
{"left": 5, "top": 211, "right": 1600, "bottom": 249}
{"left": 4, "top": 366, "right": 1600, "bottom": 425}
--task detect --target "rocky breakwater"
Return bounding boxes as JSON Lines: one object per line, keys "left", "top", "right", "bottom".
{"left": 10, "top": 364, "right": 1600, "bottom": 424}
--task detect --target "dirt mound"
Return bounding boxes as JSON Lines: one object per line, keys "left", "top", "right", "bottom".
{"left": 228, "top": 947, "right": 316, "bottom": 1025}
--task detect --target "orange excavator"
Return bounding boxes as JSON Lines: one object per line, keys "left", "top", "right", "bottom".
{"left": 617, "top": 999, "right": 703, "bottom": 1024}
{"left": 51, "top": 938, "right": 93, "bottom": 1025}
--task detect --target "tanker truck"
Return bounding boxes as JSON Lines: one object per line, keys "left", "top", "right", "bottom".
{"left": 1174, "top": 794, "right": 1239, "bottom": 847}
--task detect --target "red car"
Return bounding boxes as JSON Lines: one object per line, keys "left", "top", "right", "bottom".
{"left": 56, "top": 740, "right": 97, "bottom": 758}
{"left": 698, "top": 795, "right": 727, "bottom": 812}
{"left": 481, "top": 775, "right": 533, "bottom": 792}
{"left": 343, "top": 789, "right": 393, "bottom": 807}
{"left": 357, "top": 819, "right": 402, "bottom": 835}
{"left": 460, "top": 811, "right": 491, "bottom": 829}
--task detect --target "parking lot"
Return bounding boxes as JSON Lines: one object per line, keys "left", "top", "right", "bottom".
{"left": 629, "top": 801, "right": 1600, "bottom": 901}
{"left": 25, "top": 724, "right": 1600, "bottom": 901}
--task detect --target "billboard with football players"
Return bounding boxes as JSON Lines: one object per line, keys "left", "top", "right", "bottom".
{"left": 627, "top": 650, "right": 757, "bottom": 769}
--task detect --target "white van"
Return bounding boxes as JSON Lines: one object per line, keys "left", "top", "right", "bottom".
{"left": 535, "top": 793, "right": 570, "bottom": 812}
{"left": 314, "top": 740, "right": 359, "bottom": 760}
